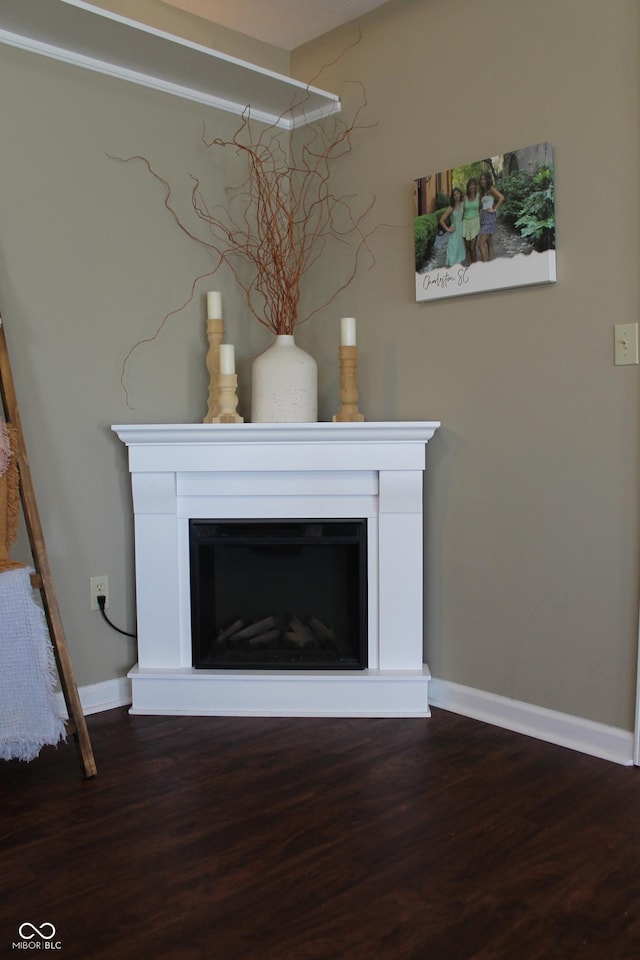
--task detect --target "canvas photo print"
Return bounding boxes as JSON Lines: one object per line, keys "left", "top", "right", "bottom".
{"left": 414, "top": 142, "right": 556, "bottom": 302}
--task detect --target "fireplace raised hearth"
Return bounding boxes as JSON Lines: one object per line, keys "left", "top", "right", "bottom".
{"left": 112, "top": 421, "right": 440, "bottom": 717}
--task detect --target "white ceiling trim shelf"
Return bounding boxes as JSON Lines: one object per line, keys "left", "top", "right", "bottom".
{"left": 0, "top": 0, "right": 340, "bottom": 129}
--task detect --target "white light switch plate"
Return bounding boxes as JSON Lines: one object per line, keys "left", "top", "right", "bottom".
{"left": 614, "top": 323, "right": 639, "bottom": 365}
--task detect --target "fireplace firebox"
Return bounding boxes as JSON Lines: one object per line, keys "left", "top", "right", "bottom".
{"left": 189, "top": 519, "right": 367, "bottom": 670}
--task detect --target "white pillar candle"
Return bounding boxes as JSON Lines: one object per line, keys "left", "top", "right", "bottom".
{"left": 219, "top": 344, "right": 235, "bottom": 375}
{"left": 206, "top": 291, "right": 222, "bottom": 319}
{"left": 340, "top": 317, "right": 356, "bottom": 346}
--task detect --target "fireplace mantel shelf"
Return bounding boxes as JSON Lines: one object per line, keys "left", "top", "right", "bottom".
{"left": 114, "top": 419, "right": 441, "bottom": 718}
{"left": 113, "top": 421, "right": 440, "bottom": 447}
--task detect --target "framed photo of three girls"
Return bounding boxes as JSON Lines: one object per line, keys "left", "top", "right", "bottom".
{"left": 414, "top": 141, "right": 555, "bottom": 302}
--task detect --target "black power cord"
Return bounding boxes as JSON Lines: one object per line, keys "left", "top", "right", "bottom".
{"left": 97, "top": 594, "right": 137, "bottom": 639}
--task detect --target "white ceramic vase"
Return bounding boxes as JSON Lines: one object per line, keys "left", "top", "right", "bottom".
{"left": 251, "top": 335, "right": 318, "bottom": 423}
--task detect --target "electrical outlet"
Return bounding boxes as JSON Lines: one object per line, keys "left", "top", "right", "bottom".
{"left": 90, "top": 576, "right": 109, "bottom": 611}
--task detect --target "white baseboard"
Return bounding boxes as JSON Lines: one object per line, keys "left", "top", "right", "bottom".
{"left": 56, "top": 674, "right": 634, "bottom": 766}
{"left": 429, "top": 677, "right": 634, "bottom": 767}
{"left": 56, "top": 676, "right": 132, "bottom": 718}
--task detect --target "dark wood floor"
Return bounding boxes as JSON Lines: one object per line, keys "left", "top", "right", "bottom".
{"left": 2, "top": 707, "right": 640, "bottom": 960}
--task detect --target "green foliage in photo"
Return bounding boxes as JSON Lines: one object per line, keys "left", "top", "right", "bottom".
{"left": 497, "top": 165, "right": 555, "bottom": 252}
{"left": 414, "top": 212, "right": 442, "bottom": 269}
{"left": 451, "top": 161, "right": 484, "bottom": 192}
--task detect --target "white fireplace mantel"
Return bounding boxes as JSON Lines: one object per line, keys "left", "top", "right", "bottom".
{"left": 113, "top": 421, "right": 440, "bottom": 717}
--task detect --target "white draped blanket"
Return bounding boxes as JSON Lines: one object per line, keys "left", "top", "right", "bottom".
{"left": 0, "top": 566, "right": 66, "bottom": 761}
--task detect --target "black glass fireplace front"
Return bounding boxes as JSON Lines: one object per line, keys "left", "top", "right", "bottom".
{"left": 189, "top": 519, "right": 367, "bottom": 670}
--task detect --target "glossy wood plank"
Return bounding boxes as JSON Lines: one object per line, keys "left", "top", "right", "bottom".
{"left": 2, "top": 707, "right": 640, "bottom": 958}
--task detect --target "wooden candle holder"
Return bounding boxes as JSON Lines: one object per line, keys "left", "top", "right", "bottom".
{"left": 333, "top": 345, "right": 365, "bottom": 422}
{"left": 203, "top": 317, "right": 224, "bottom": 423}
{"left": 210, "top": 373, "right": 243, "bottom": 423}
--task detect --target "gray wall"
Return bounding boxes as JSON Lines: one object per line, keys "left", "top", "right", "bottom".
{"left": 0, "top": 14, "right": 275, "bottom": 684}
{"left": 292, "top": 0, "right": 640, "bottom": 729}
{"left": 0, "top": 0, "right": 638, "bottom": 732}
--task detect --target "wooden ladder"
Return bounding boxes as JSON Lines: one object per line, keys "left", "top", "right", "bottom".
{"left": 0, "top": 316, "right": 96, "bottom": 778}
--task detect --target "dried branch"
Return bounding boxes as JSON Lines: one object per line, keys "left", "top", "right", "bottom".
{"left": 111, "top": 36, "right": 387, "bottom": 401}
{"left": 116, "top": 267, "right": 218, "bottom": 408}
{"left": 189, "top": 80, "right": 378, "bottom": 336}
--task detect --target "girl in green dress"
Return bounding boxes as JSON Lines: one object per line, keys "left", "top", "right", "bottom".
{"left": 462, "top": 178, "right": 480, "bottom": 264}
{"left": 439, "top": 188, "right": 466, "bottom": 267}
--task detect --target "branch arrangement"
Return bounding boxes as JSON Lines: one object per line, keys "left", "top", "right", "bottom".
{"left": 111, "top": 40, "right": 388, "bottom": 403}
{"left": 114, "top": 86, "right": 377, "bottom": 335}
{"left": 194, "top": 84, "right": 377, "bottom": 335}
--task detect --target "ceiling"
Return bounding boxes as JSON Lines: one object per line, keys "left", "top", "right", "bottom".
{"left": 161, "top": 0, "right": 393, "bottom": 51}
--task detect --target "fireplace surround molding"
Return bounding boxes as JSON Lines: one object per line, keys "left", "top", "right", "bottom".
{"left": 112, "top": 421, "right": 440, "bottom": 717}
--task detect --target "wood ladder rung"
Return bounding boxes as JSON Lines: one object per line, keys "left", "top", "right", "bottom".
{"left": 0, "top": 316, "right": 96, "bottom": 778}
